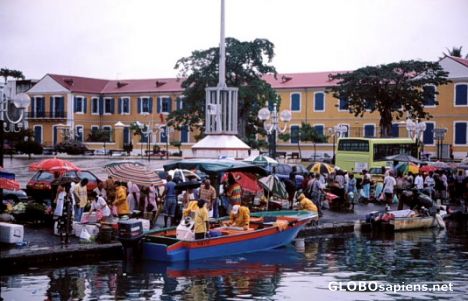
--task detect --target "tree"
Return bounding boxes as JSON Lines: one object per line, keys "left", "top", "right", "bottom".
{"left": 443, "top": 46, "right": 467, "bottom": 58}
{"left": 328, "top": 60, "right": 450, "bottom": 137}
{"left": 170, "top": 140, "right": 182, "bottom": 156}
{"left": 0, "top": 68, "right": 25, "bottom": 84}
{"left": 277, "top": 123, "right": 326, "bottom": 159}
{"left": 168, "top": 38, "right": 280, "bottom": 147}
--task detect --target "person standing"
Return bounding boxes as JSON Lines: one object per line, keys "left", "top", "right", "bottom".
{"left": 199, "top": 179, "right": 217, "bottom": 217}
{"left": 194, "top": 199, "right": 209, "bottom": 240}
{"left": 54, "top": 183, "right": 73, "bottom": 245}
{"left": 162, "top": 175, "right": 177, "bottom": 227}
{"left": 73, "top": 178, "right": 88, "bottom": 222}
{"left": 147, "top": 184, "right": 158, "bottom": 227}
{"left": 361, "top": 170, "right": 371, "bottom": 202}
{"left": 346, "top": 173, "right": 357, "bottom": 210}
{"left": 226, "top": 173, "right": 242, "bottom": 211}
{"left": 104, "top": 176, "right": 115, "bottom": 203}
{"left": 113, "top": 182, "right": 130, "bottom": 217}
{"left": 414, "top": 171, "right": 424, "bottom": 191}
{"left": 90, "top": 191, "right": 111, "bottom": 222}
{"left": 382, "top": 171, "right": 397, "bottom": 205}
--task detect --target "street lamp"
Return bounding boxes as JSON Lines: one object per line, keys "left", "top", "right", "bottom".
{"left": 405, "top": 118, "right": 426, "bottom": 159}
{"left": 327, "top": 124, "right": 347, "bottom": 164}
{"left": 257, "top": 103, "right": 292, "bottom": 159}
{"left": 1, "top": 93, "right": 31, "bottom": 167}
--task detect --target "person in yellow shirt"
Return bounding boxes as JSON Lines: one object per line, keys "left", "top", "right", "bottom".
{"left": 113, "top": 182, "right": 130, "bottom": 217}
{"left": 297, "top": 193, "right": 318, "bottom": 213}
{"left": 183, "top": 200, "right": 199, "bottom": 218}
{"left": 194, "top": 200, "right": 209, "bottom": 240}
{"left": 226, "top": 204, "right": 250, "bottom": 230}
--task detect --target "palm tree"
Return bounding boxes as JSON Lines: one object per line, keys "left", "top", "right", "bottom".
{"left": 443, "top": 46, "right": 468, "bottom": 59}
{"left": 0, "top": 68, "right": 25, "bottom": 84}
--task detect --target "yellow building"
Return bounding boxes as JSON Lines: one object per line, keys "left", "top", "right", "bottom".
{"left": 26, "top": 56, "right": 468, "bottom": 158}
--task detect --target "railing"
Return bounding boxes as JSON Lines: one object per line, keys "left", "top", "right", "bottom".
{"left": 25, "top": 111, "right": 67, "bottom": 119}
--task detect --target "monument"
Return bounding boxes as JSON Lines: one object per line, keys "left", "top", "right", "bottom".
{"left": 191, "top": 0, "right": 251, "bottom": 159}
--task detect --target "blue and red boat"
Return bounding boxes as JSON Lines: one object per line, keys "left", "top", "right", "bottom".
{"left": 142, "top": 210, "right": 316, "bottom": 262}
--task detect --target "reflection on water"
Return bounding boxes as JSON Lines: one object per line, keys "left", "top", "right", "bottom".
{"left": 1, "top": 226, "right": 467, "bottom": 301}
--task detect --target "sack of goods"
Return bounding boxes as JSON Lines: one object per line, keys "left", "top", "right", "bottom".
{"left": 176, "top": 217, "right": 194, "bottom": 241}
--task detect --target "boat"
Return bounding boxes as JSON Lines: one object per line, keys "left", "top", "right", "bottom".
{"left": 142, "top": 210, "right": 316, "bottom": 262}
{"left": 355, "top": 208, "right": 447, "bottom": 232}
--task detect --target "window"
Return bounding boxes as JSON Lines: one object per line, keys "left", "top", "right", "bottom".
{"left": 290, "top": 93, "right": 301, "bottom": 111}
{"left": 91, "top": 97, "right": 99, "bottom": 114}
{"left": 364, "top": 125, "right": 375, "bottom": 138}
{"left": 32, "top": 96, "right": 45, "bottom": 117}
{"left": 123, "top": 127, "right": 130, "bottom": 145}
{"left": 33, "top": 126, "right": 42, "bottom": 144}
{"left": 423, "top": 122, "right": 435, "bottom": 145}
{"left": 138, "top": 97, "right": 153, "bottom": 114}
{"left": 160, "top": 126, "right": 168, "bottom": 143}
{"left": 118, "top": 97, "right": 130, "bottom": 114}
{"left": 102, "top": 126, "right": 112, "bottom": 142}
{"left": 75, "top": 126, "right": 83, "bottom": 142}
{"left": 423, "top": 85, "right": 436, "bottom": 106}
{"left": 339, "top": 97, "right": 348, "bottom": 111}
{"left": 391, "top": 124, "right": 400, "bottom": 138}
{"left": 53, "top": 126, "right": 58, "bottom": 145}
{"left": 338, "top": 139, "right": 369, "bottom": 152}
{"left": 181, "top": 125, "right": 189, "bottom": 143}
{"left": 314, "top": 92, "right": 325, "bottom": 112}
{"left": 455, "top": 83, "right": 468, "bottom": 106}
{"left": 373, "top": 143, "right": 417, "bottom": 161}
{"left": 73, "top": 96, "right": 87, "bottom": 113}
{"left": 104, "top": 97, "right": 115, "bottom": 114}
{"left": 140, "top": 131, "right": 149, "bottom": 143}
{"left": 290, "top": 125, "right": 300, "bottom": 143}
{"left": 176, "top": 97, "right": 184, "bottom": 110}
{"left": 314, "top": 125, "right": 324, "bottom": 136}
{"left": 158, "top": 96, "right": 171, "bottom": 113}
{"left": 51, "top": 96, "right": 65, "bottom": 118}
{"left": 454, "top": 122, "right": 467, "bottom": 145}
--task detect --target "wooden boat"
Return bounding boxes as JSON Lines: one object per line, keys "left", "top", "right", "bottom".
{"left": 356, "top": 209, "right": 447, "bottom": 232}
{"left": 142, "top": 210, "right": 316, "bottom": 262}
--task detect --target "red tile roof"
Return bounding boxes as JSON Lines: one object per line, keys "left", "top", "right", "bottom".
{"left": 47, "top": 71, "right": 347, "bottom": 95}
{"left": 49, "top": 74, "right": 109, "bottom": 94}
{"left": 450, "top": 56, "right": 468, "bottom": 68}
{"left": 263, "top": 71, "right": 345, "bottom": 89}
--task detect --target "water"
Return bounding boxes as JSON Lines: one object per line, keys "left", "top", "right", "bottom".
{"left": 2, "top": 226, "right": 467, "bottom": 301}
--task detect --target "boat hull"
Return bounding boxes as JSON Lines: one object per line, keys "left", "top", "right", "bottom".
{"left": 143, "top": 212, "right": 312, "bottom": 262}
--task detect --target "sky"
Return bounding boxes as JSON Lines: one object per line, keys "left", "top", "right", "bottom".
{"left": 1, "top": 0, "right": 468, "bottom": 80}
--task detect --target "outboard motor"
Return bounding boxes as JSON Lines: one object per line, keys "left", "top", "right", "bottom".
{"left": 118, "top": 219, "right": 144, "bottom": 260}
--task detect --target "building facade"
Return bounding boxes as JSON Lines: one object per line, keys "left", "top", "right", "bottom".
{"left": 23, "top": 56, "right": 468, "bottom": 158}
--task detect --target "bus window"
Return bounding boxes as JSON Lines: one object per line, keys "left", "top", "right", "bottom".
{"left": 337, "top": 139, "right": 369, "bottom": 152}
{"left": 373, "top": 144, "right": 418, "bottom": 161}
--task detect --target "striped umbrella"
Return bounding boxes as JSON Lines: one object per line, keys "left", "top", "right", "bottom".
{"left": 247, "top": 155, "right": 279, "bottom": 167}
{"left": 394, "top": 162, "right": 419, "bottom": 175}
{"left": 104, "top": 162, "right": 164, "bottom": 187}
{"left": 258, "top": 175, "right": 288, "bottom": 199}
{"left": 308, "top": 162, "right": 334, "bottom": 175}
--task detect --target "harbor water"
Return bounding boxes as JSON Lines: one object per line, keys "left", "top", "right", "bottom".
{"left": 2, "top": 226, "right": 467, "bottom": 301}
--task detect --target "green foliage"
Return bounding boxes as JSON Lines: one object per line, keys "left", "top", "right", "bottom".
{"left": 278, "top": 133, "right": 290, "bottom": 142}
{"left": 299, "top": 123, "right": 327, "bottom": 144}
{"left": 169, "top": 37, "right": 280, "bottom": 145}
{"left": 0, "top": 68, "right": 25, "bottom": 83}
{"left": 87, "top": 128, "right": 112, "bottom": 142}
{"left": 55, "top": 141, "right": 88, "bottom": 155}
{"left": 328, "top": 60, "right": 450, "bottom": 137}
{"left": 170, "top": 140, "right": 182, "bottom": 154}
{"left": 16, "top": 139, "right": 43, "bottom": 157}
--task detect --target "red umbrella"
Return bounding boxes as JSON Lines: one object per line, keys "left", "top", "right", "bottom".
{"left": 29, "top": 158, "right": 81, "bottom": 172}
{"left": 0, "top": 178, "right": 20, "bottom": 190}
{"left": 420, "top": 165, "right": 439, "bottom": 173}
{"left": 222, "top": 171, "right": 263, "bottom": 194}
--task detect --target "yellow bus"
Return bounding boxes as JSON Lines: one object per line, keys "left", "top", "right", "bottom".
{"left": 335, "top": 138, "right": 418, "bottom": 174}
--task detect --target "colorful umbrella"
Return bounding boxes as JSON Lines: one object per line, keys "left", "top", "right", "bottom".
{"left": 394, "top": 162, "right": 419, "bottom": 175}
{"left": 258, "top": 175, "right": 288, "bottom": 199}
{"left": 385, "top": 154, "right": 421, "bottom": 164}
{"left": 419, "top": 165, "right": 439, "bottom": 173}
{"left": 307, "top": 162, "right": 334, "bottom": 175}
{"left": 222, "top": 171, "right": 263, "bottom": 194}
{"left": 104, "top": 162, "right": 164, "bottom": 187}
{"left": 29, "top": 158, "right": 81, "bottom": 172}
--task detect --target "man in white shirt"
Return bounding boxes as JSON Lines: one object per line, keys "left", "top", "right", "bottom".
{"left": 414, "top": 172, "right": 424, "bottom": 190}
{"left": 383, "top": 172, "right": 397, "bottom": 205}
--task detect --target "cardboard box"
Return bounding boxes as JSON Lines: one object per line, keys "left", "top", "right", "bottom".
{"left": 0, "top": 222, "right": 24, "bottom": 244}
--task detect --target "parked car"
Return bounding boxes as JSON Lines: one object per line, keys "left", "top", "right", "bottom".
{"left": 310, "top": 153, "right": 333, "bottom": 164}
{"left": 26, "top": 170, "right": 100, "bottom": 202}
{"left": 3, "top": 189, "right": 29, "bottom": 203}
{"left": 155, "top": 168, "right": 204, "bottom": 184}
{"left": 272, "top": 163, "right": 308, "bottom": 188}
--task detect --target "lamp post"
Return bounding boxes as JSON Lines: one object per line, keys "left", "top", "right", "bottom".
{"left": 327, "top": 124, "right": 347, "bottom": 164}
{"left": 405, "top": 118, "right": 426, "bottom": 159}
{"left": 0, "top": 93, "right": 30, "bottom": 203}
{"left": 434, "top": 128, "right": 447, "bottom": 161}
{"left": 1, "top": 93, "right": 30, "bottom": 167}
{"left": 257, "top": 103, "right": 292, "bottom": 159}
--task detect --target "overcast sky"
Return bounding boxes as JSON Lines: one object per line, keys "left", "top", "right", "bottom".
{"left": 2, "top": 0, "right": 467, "bottom": 80}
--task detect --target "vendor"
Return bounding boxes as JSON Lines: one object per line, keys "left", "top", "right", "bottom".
{"left": 113, "top": 181, "right": 130, "bottom": 217}
{"left": 194, "top": 199, "right": 209, "bottom": 240}
{"left": 90, "top": 191, "right": 111, "bottom": 222}
{"left": 297, "top": 193, "right": 318, "bottom": 214}
{"left": 225, "top": 204, "right": 250, "bottom": 230}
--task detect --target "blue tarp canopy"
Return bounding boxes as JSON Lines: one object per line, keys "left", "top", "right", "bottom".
{"left": 164, "top": 159, "right": 268, "bottom": 176}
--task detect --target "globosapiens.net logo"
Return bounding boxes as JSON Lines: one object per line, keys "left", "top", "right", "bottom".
{"left": 328, "top": 281, "right": 454, "bottom": 293}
